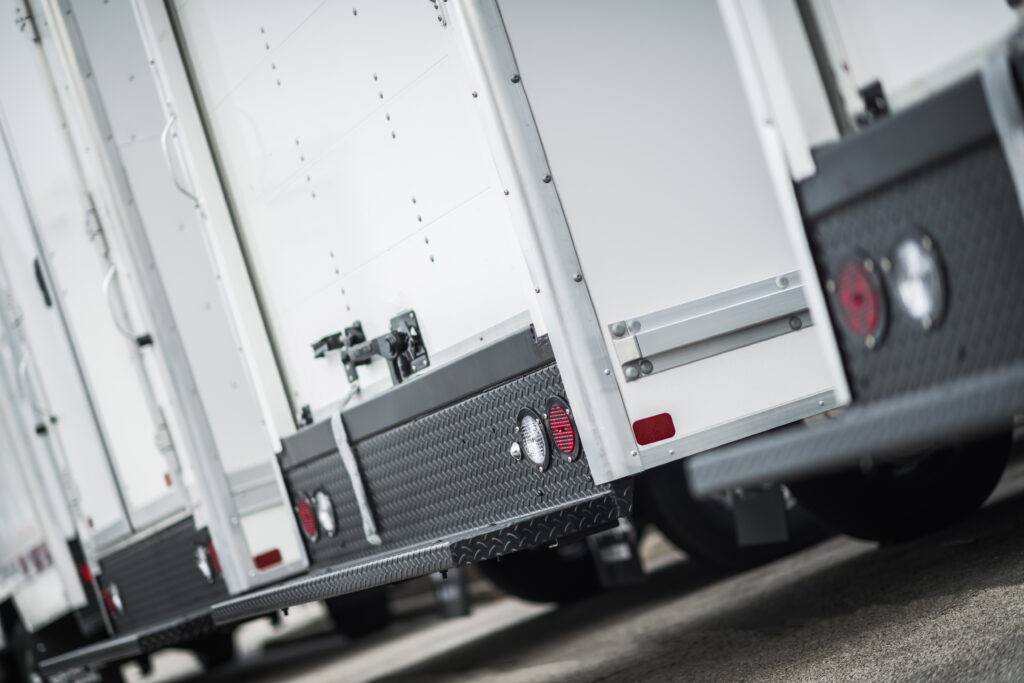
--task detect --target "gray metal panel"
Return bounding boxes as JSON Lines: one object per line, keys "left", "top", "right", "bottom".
{"left": 98, "top": 518, "right": 228, "bottom": 633}
{"left": 686, "top": 363, "right": 1024, "bottom": 497}
{"left": 283, "top": 363, "right": 607, "bottom": 570}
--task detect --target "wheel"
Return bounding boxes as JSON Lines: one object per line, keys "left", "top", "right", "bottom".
{"left": 325, "top": 587, "right": 391, "bottom": 639}
{"left": 476, "top": 541, "right": 602, "bottom": 604}
{"left": 190, "top": 631, "right": 235, "bottom": 671}
{"left": 788, "top": 429, "right": 1011, "bottom": 543}
{"left": 640, "top": 462, "right": 829, "bottom": 571}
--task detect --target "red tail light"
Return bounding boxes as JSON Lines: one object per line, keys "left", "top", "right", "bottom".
{"left": 835, "top": 259, "right": 886, "bottom": 348}
{"left": 546, "top": 398, "right": 579, "bottom": 460}
{"left": 79, "top": 562, "right": 94, "bottom": 585}
{"left": 296, "top": 494, "right": 319, "bottom": 542}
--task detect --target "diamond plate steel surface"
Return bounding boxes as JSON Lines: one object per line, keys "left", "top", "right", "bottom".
{"left": 282, "top": 363, "right": 608, "bottom": 569}
{"left": 211, "top": 543, "right": 452, "bottom": 624}
{"left": 99, "top": 520, "right": 228, "bottom": 633}
{"left": 136, "top": 612, "right": 215, "bottom": 653}
{"left": 807, "top": 142, "right": 1024, "bottom": 401}
{"left": 450, "top": 492, "right": 622, "bottom": 566}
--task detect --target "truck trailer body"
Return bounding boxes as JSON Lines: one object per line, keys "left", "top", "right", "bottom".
{"left": 0, "top": 0, "right": 1018, "bottom": 680}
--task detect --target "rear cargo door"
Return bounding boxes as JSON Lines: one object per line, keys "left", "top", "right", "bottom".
{"left": 448, "top": 0, "right": 851, "bottom": 478}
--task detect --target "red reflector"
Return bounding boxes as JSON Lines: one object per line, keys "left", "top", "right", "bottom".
{"left": 254, "top": 549, "right": 282, "bottom": 570}
{"left": 79, "top": 562, "right": 94, "bottom": 585}
{"left": 837, "top": 261, "right": 882, "bottom": 337}
{"left": 547, "top": 403, "right": 577, "bottom": 454}
{"left": 632, "top": 413, "right": 676, "bottom": 446}
{"left": 207, "top": 542, "right": 222, "bottom": 574}
{"left": 164, "top": 473, "right": 172, "bottom": 487}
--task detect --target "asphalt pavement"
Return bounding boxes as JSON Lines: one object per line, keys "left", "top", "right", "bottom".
{"left": 129, "top": 457, "right": 1024, "bottom": 683}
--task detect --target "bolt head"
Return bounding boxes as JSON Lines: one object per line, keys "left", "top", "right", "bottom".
{"left": 639, "top": 360, "right": 654, "bottom": 374}
{"left": 611, "top": 322, "right": 627, "bottom": 338}
{"left": 788, "top": 316, "right": 802, "bottom": 331}
{"left": 509, "top": 441, "right": 522, "bottom": 460}
{"left": 776, "top": 275, "right": 789, "bottom": 289}
{"left": 624, "top": 365, "right": 640, "bottom": 380}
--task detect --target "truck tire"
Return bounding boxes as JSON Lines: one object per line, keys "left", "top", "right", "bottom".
{"left": 189, "top": 631, "right": 235, "bottom": 672}
{"left": 325, "top": 587, "right": 391, "bottom": 639}
{"left": 640, "top": 464, "right": 829, "bottom": 571}
{"left": 476, "top": 542, "right": 602, "bottom": 604}
{"left": 788, "top": 429, "right": 1011, "bottom": 543}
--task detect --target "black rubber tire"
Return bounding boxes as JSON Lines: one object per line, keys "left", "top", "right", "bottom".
{"left": 325, "top": 587, "right": 391, "bottom": 639}
{"left": 190, "top": 631, "right": 236, "bottom": 671}
{"left": 476, "top": 541, "right": 602, "bottom": 604}
{"left": 641, "top": 462, "right": 830, "bottom": 571}
{"left": 788, "top": 429, "right": 1011, "bottom": 543}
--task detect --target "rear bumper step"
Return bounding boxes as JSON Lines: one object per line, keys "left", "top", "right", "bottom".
{"left": 39, "top": 489, "right": 628, "bottom": 676}
{"left": 686, "top": 363, "right": 1024, "bottom": 498}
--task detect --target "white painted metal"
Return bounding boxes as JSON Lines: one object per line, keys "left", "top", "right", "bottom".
{"left": 0, "top": 9, "right": 187, "bottom": 541}
{"left": 30, "top": 0, "right": 308, "bottom": 589}
{"left": 811, "top": 0, "right": 1017, "bottom": 119}
{"left": 489, "top": 0, "right": 846, "bottom": 470}
{"left": 171, "top": 0, "right": 537, "bottom": 416}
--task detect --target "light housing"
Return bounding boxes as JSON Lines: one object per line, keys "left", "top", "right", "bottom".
{"left": 545, "top": 397, "right": 579, "bottom": 461}
{"left": 835, "top": 257, "right": 887, "bottom": 349}
{"left": 516, "top": 407, "right": 550, "bottom": 471}
{"left": 103, "top": 582, "right": 124, "bottom": 616}
{"left": 296, "top": 493, "right": 319, "bottom": 542}
{"left": 889, "top": 233, "right": 946, "bottom": 331}
{"left": 314, "top": 489, "right": 337, "bottom": 538}
{"left": 195, "top": 544, "right": 214, "bottom": 583}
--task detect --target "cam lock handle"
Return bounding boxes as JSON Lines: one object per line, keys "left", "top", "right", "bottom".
{"left": 312, "top": 310, "right": 429, "bottom": 386}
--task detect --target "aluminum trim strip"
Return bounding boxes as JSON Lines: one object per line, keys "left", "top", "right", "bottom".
{"left": 37, "top": 633, "right": 141, "bottom": 676}
{"left": 980, "top": 33, "right": 1024, "bottom": 219}
{"left": 447, "top": 0, "right": 640, "bottom": 484}
{"left": 329, "top": 413, "right": 382, "bottom": 546}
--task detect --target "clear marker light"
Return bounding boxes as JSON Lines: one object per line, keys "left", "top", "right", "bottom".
{"left": 892, "top": 235, "right": 945, "bottom": 330}
{"left": 517, "top": 409, "right": 549, "bottom": 470}
{"left": 315, "top": 490, "right": 337, "bottom": 538}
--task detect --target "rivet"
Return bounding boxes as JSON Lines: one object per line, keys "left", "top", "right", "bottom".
{"left": 542, "top": 174, "right": 552, "bottom": 183}
{"left": 863, "top": 258, "right": 874, "bottom": 273}
{"left": 776, "top": 275, "right": 789, "bottom": 289}
{"left": 534, "top": 287, "right": 540, "bottom": 293}
{"left": 511, "top": 74, "right": 521, "bottom": 83}
{"left": 788, "top": 316, "right": 802, "bottom": 331}
{"left": 503, "top": 189, "right": 510, "bottom": 196}
{"left": 629, "top": 450, "right": 638, "bottom": 457}
{"left": 603, "top": 369, "right": 611, "bottom": 375}
{"left": 818, "top": 400, "right": 825, "bottom": 407}
{"left": 472, "top": 91, "right": 478, "bottom": 98}
{"left": 639, "top": 360, "right": 654, "bottom": 374}
{"left": 921, "top": 235, "right": 933, "bottom": 251}
{"left": 572, "top": 272, "right": 582, "bottom": 282}
{"left": 628, "top": 320, "right": 641, "bottom": 333}
{"left": 624, "top": 365, "right": 640, "bottom": 380}
{"left": 922, "top": 315, "right": 933, "bottom": 331}
{"left": 611, "top": 322, "right": 627, "bottom": 337}
{"left": 880, "top": 257, "right": 892, "bottom": 273}
{"left": 865, "top": 334, "right": 876, "bottom": 350}
{"left": 825, "top": 279, "right": 836, "bottom": 293}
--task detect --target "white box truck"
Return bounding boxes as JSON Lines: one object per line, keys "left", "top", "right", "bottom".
{"left": 0, "top": 0, "right": 1020, "bottom": 680}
